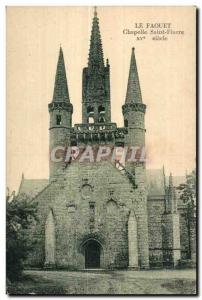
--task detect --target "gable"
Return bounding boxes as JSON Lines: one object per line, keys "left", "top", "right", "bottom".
{"left": 18, "top": 178, "right": 49, "bottom": 199}
{"left": 146, "top": 169, "right": 165, "bottom": 197}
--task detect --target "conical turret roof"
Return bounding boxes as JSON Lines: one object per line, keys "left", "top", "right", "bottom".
{"left": 52, "top": 47, "right": 70, "bottom": 103}
{"left": 125, "top": 48, "right": 142, "bottom": 104}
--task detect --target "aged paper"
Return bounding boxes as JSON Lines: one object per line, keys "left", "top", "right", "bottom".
{"left": 6, "top": 6, "right": 196, "bottom": 295}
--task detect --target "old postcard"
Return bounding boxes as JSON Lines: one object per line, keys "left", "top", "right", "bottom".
{"left": 6, "top": 6, "right": 197, "bottom": 295}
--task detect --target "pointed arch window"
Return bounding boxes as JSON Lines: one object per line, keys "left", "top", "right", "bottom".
{"left": 56, "top": 114, "right": 62, "bottom": 125}
{"left": 98, "top": 105, "right": 105, "bottom": 114}
{"left": 87, "top": 106, "right": 94, "bottom": 124}
{"left": 88, "top": 116, "right": 94, "bottom": 124}
{"left": 99, "top": 116, "right": 105, "bottom": 123}
{"left": 106, "top": 199, "right": 118, "bottom": 215}
{"left": 124, "top": 119, "right": 128, "bottom": 128}
{"left": 87, "top": 106, "right": 94, "bottom": 114}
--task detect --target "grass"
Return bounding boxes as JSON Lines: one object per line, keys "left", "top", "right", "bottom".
{"left": 7, "top": 274, "right": 66, "bottom": 295}
{"left": 7, "top": 269, "right": 197, "bottom": 295}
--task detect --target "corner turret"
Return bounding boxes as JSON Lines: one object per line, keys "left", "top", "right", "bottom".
{"left": 122, "top": 48, "right": 146, "bottom": 148}
{"left": 48, "top": 47, "right": 73, "bottom": 178}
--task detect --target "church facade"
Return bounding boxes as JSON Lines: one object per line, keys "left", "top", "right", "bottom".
{"left": 18, "top": 9, "right": 194, "bottom": 270}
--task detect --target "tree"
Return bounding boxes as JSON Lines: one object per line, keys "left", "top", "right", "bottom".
{"left": 177, "top": 169, "right": 196, "bottom": 260}
{"left": 6, "top": 191, "right": 38, "bottom": 282}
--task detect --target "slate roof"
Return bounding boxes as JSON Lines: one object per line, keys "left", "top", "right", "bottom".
{"left": 52, "top": 47, "right": 70, "bottom": 103}
{"left": 18, "top": 178, "right": 49, "bottom": 199}
{"left": 125, "top": 48, "right": 142, "bottom": 104}
{"left": 146, "top": 169, "right": 186, "bottom": 197}
{"left": 146, "top": 169, "right": 165, "bottom": 196}
{"left": 17, "top": 170, "right": 186, "bottom": 200}
{"left": 165, "top": 175, "right": 186, "bottom": 187}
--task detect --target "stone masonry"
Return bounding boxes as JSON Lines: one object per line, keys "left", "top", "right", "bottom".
{"left": 17, "top": 8, "right": 194, "bottom": 270}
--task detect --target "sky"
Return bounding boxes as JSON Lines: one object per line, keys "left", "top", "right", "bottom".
{"left": 6, "top": 6, "right": 196, "bottom": 192}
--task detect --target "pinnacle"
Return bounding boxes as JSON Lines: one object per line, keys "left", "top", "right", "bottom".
{"left": 129, "top": 210, "right": 135, "bottom": 218}
{"left": 169, "top": 172, "right": 173, "bottom": 187}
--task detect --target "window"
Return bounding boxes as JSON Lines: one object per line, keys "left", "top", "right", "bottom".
{"left": 89, "top": 202, "right": 95, "bottom": 210}
{"left": 98, "top": 106, "right": 105, "bottom": 123}
{"left": 87, "top": 106, "right": 94, "bottom": 113}
{"left": 98, "top": 105, "right": 105, "bottom": 114}
{"left": 89, "top": 202, "right": 95, "bottom": 226}
{"left": 88, "top": 116, "right": 94, "bottom": 124}
{"left": 106, "top": 199, "right": 118, "bottom": 215}
{"left": 124, "top": 119, "right": 128, "bottom": 128}
{"left": 56, "top": 115, "right": 62, "bottom": 125}
{"left": 99, "top": 116, "right": 105, "bottom": 123}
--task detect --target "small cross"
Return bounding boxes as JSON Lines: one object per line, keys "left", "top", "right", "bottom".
{"left": 94, "top": 6, "right": 97, "bottom": 17}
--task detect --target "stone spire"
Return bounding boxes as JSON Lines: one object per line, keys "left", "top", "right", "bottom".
{"left": 169, "top": 172, "right": 173, "bottom": 187}
{"left": 163, "top": 165, "right": 166, "bottom": 193}
{"left": 125, "top": 47, "right": 142, "bottom": 104}
{"left": 166, "top": 173, "right": 177, "bottom": 213}
{"left": 88, "top": 7, "right": 104, "bottom": 70}
{"left": 52, "top": 46, "right": 70, "bottom": 103}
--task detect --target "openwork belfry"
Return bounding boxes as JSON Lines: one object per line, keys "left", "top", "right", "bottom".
{"left": 18, "top": 8, "right": 195, "bottom": 270}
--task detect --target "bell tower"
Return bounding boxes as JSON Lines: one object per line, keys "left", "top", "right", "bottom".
{"left": 82, "top": 8, "right": 111, "bottom": 124}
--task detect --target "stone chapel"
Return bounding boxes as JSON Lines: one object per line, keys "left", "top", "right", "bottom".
{"left": 18, "top": 8, "right": 194, "bottom": 270}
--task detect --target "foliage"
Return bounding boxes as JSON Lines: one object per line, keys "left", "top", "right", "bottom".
{"left": 6, "top": 192, "right": 38, "bottom": 282}
{"left": 177, "top": 169, "right": 196, "bottom": 257}
{"left": 177, "top": 169, "right": 196, "bottom": 216}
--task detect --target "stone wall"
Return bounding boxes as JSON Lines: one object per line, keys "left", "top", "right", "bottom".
{"left": 124, "top": 110, "right": 145, "bottom": 147}
{"left": 147, "top": 198, "right": 165, "bottom": 267}
{"left": 179, "top": 211, "right": 190, "bottom": 259}
{"left": 49, "top": 107, "right": 72, "bottom": 177}
{"left": 26, "top": 160, "right": 149, "bottom": 270}
{"left": 162, "top": 213, "right": 181, "bottom": 267}
{"left": 179, "top": 209, "right": 196, "bottom": 262}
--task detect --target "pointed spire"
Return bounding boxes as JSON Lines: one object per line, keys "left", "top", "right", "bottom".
{"left": 169, "top": 172, "right": 173, "bottom": 188}
{"left": 129, "top": 209, "right": 135, "bottom": 219}
{"left": 6, "top": 187, "right": 10, "bottom": 198}
{"left": 88, "top": 7, "right": 104, "bottom": 70}
{"left": 125, "top": 47, "right": 142, "bottom": 104}
{"left": 163, "top": 165, "right": 166, "bottom": 192}
{"left": 166, "top": 172, "right": 177, "bottom": 213}
{"left": 173, "top": 187, "right": 177, "bottom": 212}
{"left": 52, "top": 47, "right": 70, "bottom": 103}
{"left": 94, "top": 6, "right": 97, "bottom": 17}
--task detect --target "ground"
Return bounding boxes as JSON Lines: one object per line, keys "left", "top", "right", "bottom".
{"left": 7, "top": 269, "right": 197, "bottom": 295}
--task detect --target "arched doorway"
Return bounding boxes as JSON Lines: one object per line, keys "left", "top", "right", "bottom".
{"left": 84, "top": 239, "right": 101, "bottom": 269}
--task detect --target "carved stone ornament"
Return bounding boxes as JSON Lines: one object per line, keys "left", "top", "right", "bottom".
{"left": 80, "top": 183, "right": 93, "bottom": 199}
